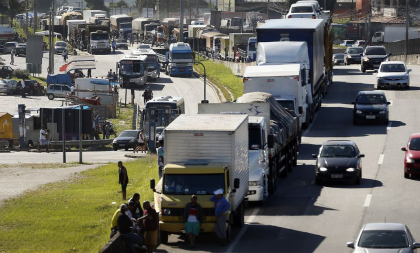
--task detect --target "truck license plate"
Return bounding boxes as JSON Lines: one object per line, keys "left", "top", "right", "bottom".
{"left": 366, "top": 115, "right": 376, "bottom": 119}
{"left": 180, "top": 69, "right": 185, "bottom": 72}
{"left": 331, "top": 174, "right": 343, "bottom": 179}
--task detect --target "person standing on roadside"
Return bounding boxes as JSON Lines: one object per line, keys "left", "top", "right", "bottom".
{"left": 112, "top": 39, "right": 116, "bottom": 54}
{"left": 10, "top": 48, "right": 15, "bottom": 65}
{"left": 20, "top": 80, "right": 26, "bottom": 98}
{"left": 134, "top": 129, "right": 145, "bottom": 153}
{"left": 183, "top": 195, "right": 203, "bottom": 248}
{"left": 62, "top": 48, "right": 68, "bottom": 62}
{"left": 138, "top": 201, "right": 158, "bottom": 253}
{"left": 210, "top": 189, "right": 230, "bottom": 246}
{"left": 87, "top": 68, "right": 92, "bottom": 78}
{"left": 118, "top": 161, "right": 129, "bottom": 200}
{"left": 38, "top": 125, "right": 49, "bottom": 153}
{"left": 130, "top": 34, "right": 134, "bottom": 47}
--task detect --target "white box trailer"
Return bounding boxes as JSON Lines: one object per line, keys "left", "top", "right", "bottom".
{"left": 66, "top": 20, "right": 86, "bottom": 41}
{"left": 164, "top": 114, "right": 249, "bottom": 221}
{"left": 83, "top": 10, "right": 107, "bottom": 22}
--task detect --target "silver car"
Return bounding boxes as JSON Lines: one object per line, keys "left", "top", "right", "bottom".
{"left": 347, "top": 223, "right": 420, "bottom": 252}
{"left": 0, "top": 79, "right": 18, "bottom": 94}
{"left": 54, "top": 41, "right": 68, "bottom": 54}
{"left": 46, "top": 84, "right": 71, "bottom": 100}
{"left": 377, "top": 61, "right": 411, "bottom": 89}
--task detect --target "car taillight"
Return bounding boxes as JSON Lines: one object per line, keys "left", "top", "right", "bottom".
{"left": 312, "top": 15, "right": 316, "bottom": 19}
{"left": 287, "top": 15, "right": 292, "bottom": 18}
{"left": 243, "top": 78, "right": 248, "bottom": 83}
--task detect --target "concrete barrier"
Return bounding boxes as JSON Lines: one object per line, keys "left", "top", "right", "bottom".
{"left": 391, "top": 54, "right": 420, "bottom": 65}
{"left": 99, "top": 233, "right": 125, "bottom": 253}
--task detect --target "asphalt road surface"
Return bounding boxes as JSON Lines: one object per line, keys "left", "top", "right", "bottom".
{"left": 154, "top": 64, "right": 420, "bottom": 253}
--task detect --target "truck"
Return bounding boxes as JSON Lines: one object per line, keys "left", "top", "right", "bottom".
{"left": 61, "top": 11, "right": 83, "bottom": 25}
{"left": 198, "top": 103, "right": 276, "bottom": 203}
{"left": 243, "top": 64, "right": 306, "bottom": 142}
{"left": 83, "top": 10, "right": 107, "bottom": 22}
{"left": 257, "top": 19, "right": 327, "bottom": 112}
{"left": 163, "top": 42, "right": 193, "bottom": 77}
{"left": 218, "top": 36, "right": 230, "bottom": 60}
{"left": 372, "top": 25, "right": 420, "bottom": 43}
{"left": 237, "top": 37, "right": 257, "bottom": 62}
{"left": 256, "top": 41, "right": 314, "bottom": 127}
{"left": 109, "top": 14, "right": 133, "bottom": 38}
{"left": 200, "top": 31, "right": 226, "bottom": 57}
{"left": 0, "top": 26, "right": 15, "bottom": 52}
{"left": 85, "top": 26, "right": 111, "bottom": 54}
{"left": 236, "top": 92, "right": 299, "bottom": 173}
{"left": 132, "top": 18, "right": 159, "bottom": 42}
{"left": 228, "top": 33, "right": 255, "bottom": 62}
{"left": 161, "top": 18, "right": 180, "bottom": 47}
{"left": 150, "top": 114, "right": 249, "bottom": 243}
{"left": 66, "top": 20, "right": 86, "bottom": 42}
{"left": 73, "top": 23, "right": 87, "bottom": 50}
{"left": 89, "top": 14, "right": 108, "bottom": 25}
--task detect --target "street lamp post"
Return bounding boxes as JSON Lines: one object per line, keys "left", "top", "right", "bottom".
{"left": 193, "top": 60, "right": 208, "bottom": 103}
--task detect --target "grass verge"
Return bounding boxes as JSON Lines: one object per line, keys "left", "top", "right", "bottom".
{"left": 0, "top": 156, "right": 158, "bottom": 253}
{"left": 194, "top": 58, "right": 243, "bottom": 101}
{"left": 109, "top": 104, "right": 134, "bottom": 134}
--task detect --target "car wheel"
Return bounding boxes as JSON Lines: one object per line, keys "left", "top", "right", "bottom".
{"left": 406, "top": 85, "right": 410, "bottom": 90}
{"left": 315, "top": 176, "right": 322, "bottom": 185}
{"left": 377, "top": 85, "right": 382, "bottom": 90}
{"left": 355, "top": 172, "right": 361, "bottom": 185}
{"left": 384, "top": 119, "right": 389, "bottom": 125}
{"left": 113, "top": 147, "right": 118, "bottom": 151}
{"left": 404, "top": 171, "right": 409, "bottom": 179}
{"left": 47, "top": 94, "right": 54, "bottom": 100}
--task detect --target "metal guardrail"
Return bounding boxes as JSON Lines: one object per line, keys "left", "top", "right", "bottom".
{"left": 50, "top": 139, "right": 114, "bottom": 147}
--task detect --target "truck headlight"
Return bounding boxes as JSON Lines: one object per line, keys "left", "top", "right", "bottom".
{"left": 249, "top": 181, "right": 262, "bottom": 186}
{"left": 112, "top": 139, "right": 117, "bottom": 143}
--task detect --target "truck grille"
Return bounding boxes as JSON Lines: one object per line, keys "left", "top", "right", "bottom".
{"left": 97, "top": 42, "right": 106, "bottom": 47}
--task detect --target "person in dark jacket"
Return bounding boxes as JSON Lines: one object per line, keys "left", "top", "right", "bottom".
{"left": 118, "top": 161, "right": 129, "bottom": 200}
{"left": 117, "top": 204, "right": 144, "bottom": 253}
{"left": 128, "top": 193, "right": 143, "bottom": 219}
{"left": 183, "top": 195, "right": 204, "bottom": 248}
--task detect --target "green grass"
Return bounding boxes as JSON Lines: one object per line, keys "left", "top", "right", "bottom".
{"left": 0, "top": 156, "right": 159, "bottom": 253}
{"left": 109, "top": 104, "right": 134, "bottom": 134}
{"left": 194, "top": 59, "right": 243, "bottom": 101}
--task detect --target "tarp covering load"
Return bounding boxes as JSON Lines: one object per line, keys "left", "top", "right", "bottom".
{"left": 62, "top": 61, "right": 96, "bottom": 72}
{"left": 236, "top": 92, "right": 298, "bottom": 145}
{"left": 46, "top": 74, "right": 72, "bottom": 87}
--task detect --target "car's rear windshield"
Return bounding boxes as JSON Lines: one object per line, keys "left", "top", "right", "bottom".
{"left": 348, "top": 48, "right": 363, "bottom": 54}
{"left": 358, "top": 230, "right": 409, "bottom": 248}
{"left": 380, "top": 64, "right": 406, "bottom": 72}
{"left": 334, "top": 54, "right": 344, "bottom": 59}
{"left": 320, "top": 145, "right": 356, "bottom": 157}
{"left": 291, "top": 6, "right": 314, "bottom": 13}
{"left": 366, "top": 47, "right": 386, "bottom": 55}
{"left": 356, "top": 94, "right": 387, "bottom": 104}
{"left": 56, "top": 42, "right": 67, "bottom": 47}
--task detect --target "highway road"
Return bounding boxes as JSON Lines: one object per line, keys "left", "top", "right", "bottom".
{"left": 155, "top": 63, "right": 420, "bottom": 253}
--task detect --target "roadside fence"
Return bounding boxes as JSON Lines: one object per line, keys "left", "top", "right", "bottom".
{"left": 384, "top": 38, "right": 420, "bottom": 56}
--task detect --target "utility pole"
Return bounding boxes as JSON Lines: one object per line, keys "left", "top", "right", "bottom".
{"left": 34, "top": 0, "right": 37, "bottom": 32}
{"left": 267, "top": 0, "right": 269, "bottom": 17}
{"left": 241, "top": 4, "right": 244, "bottom": 33}
{"left": 25, "top": 0, "right": 29, "bottom": 36}
{"left": 405, "top": 0, "right": 409, "bottom": 60}
{"left": 228, "top": 0, "right": 231, "bottom": 11}
{"left": 189, "top": 0, "right": 192, "bottom": 23}
{"left": 179, "top": 0, "right": 184, "bottom": 42}
{"left": 196, "top": 0, "right": 198, "bottom": 19}
{"left": 364, "top": 0, "right": 368, "bottom": 41}
{"left": 167, "top": 0, "right": 169, "bottom": 18}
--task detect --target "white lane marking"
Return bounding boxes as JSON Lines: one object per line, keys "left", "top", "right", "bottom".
{"left": 387, "top": 122, "right": 392, "bottom": 129}
{"left": 225, "top": 207, "right": 260, "bottom": 253}
{"left": 378, "top": 154, "right": 384, "bottom": 165}
{"left": 389, "top": 100, "right": 393, "bottom": 106}
{"left": 303, "top": 112, "right": 320, "bottom": 136}
{"left": 364, "top": 194, "right": 372, "bottom": 207}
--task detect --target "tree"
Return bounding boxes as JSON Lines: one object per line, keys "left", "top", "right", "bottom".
{"left": 85, "top": 0, "right": 108, "bottom": 10}
{"left": 4, "top": 0, "right": 26, "bottom": 26}
{"left": 36, "top": 0, "right": 53, "bottom": 13}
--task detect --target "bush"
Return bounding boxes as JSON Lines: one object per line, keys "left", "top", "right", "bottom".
{"left": 13, "top": 68, "right": 30, "bottom": 79}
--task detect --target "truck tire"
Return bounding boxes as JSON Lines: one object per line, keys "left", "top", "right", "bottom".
{"left": 233, "top": 201, "right": 244, "bottom": 228}
{"left": 160, "top": 230, "right": 169, "bottom": 244}
{"left": 268, "top": 159, "right": 277, "bottom": 195}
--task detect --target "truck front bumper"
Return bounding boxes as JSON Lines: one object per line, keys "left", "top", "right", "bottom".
{"left": 160, "top": 222, "right": 216, "bottom": 234}
{"left": 92, "top": 48, "right": 111, "bottom": 54}
{"left": 148, "top": 70, "right": 158, "bottom": 79}
{"left": 170, "top": 67, "right": 193, "bottom": 76}
{"left": 129, "top": 76, "right": 146, "bottom": 86}
{"left": 246, "top": 186, "right": 264, "bottom": 202}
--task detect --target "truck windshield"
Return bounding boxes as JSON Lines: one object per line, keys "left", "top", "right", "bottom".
{"left": 172, "top": 53, "right": 192, "bottom": 60}
{"left": 249, "top": 124, "right": 262, "bottom": 150}
{"left": 120, "top": 23, "right": 132, "bottom": 29}
{"left": 163, "top": 174, "right": 225, "bottom": 195}
{"left": 146, "top": 26, "right": 157, "bottom": 31}
{"left": 276, "top": 100, "right": 295, "bottom": 112}
{"left": 119, "top": 60, "right": 144, "bottom": 76}
{"left": 249, "top": 43, "right": 256, "bottom": 52}
{"left": 91, "top": 33, "right": 108, "bottom": 40}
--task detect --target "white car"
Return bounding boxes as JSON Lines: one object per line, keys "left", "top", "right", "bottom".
{"left": 137, "top": 44, "right": 152, "bottom": 51}
{"left": 340, "top": 40, "right": 355, "bottom": 47}
{"left": 46, "top": 84, "right": 71, "bottom": 100}
{"left": 286, "top": 3, "right": 321, "bottom": 19}
{"left": 0, "top": 79, "right": 17, "bottom": 94}
{"left": 376, "top": 61, "right": 411, "bottom": 90}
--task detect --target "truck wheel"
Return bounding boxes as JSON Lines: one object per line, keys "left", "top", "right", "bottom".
{"left": 268, "top": 159, "right": 277, "bottom": 194}
{"left": 160, "top": 231, "right": 169, "bottom": 244}
{"left": 233, "top": 201, "right": 244, "bottom": 228}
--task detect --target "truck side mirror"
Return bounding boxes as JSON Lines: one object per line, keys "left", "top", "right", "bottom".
{"left": 267, "top": 134, "right": 274, "bottom": 148}
{"left": 234, "top": 178, "right": 240, "bottom": 189}
{"left": 150, "top": 179, "right": 155, "bottom": 191}
{"left": 298, "top": 106, "right": 303, "bottom": 114}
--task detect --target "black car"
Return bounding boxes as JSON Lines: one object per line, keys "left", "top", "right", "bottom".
{"left": 344, "top": 46, "right": 363, "bottom": 65}
{"left": 312, "top": 140, "right": 364, "bottom": 185}
{"left": 116, "top": 39, "right": 129, "bottom": 50}
{"left": 332, "top": 53, "right": 344, "bottom": 65}
{"left": 0, "top": 65, "right": 13, "bottom": 78}
{"left": 352, "top": 91, "right": 390, "bottom": 125}
{"left": 361, "top": 46, "right": 390, "bottom": 72}
{"left": 15, "top": 43, "right": 27, "bottom": 56}
{"left": 16, "top": 80, "right": 45, "bottom": 95}
{"left": 112, "top": 130, "right": 141, "bottom": 151}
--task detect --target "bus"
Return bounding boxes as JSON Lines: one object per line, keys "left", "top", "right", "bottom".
{"left": 332, "top": 23, "right": 347, "bottom": 44}
{"left": 116, "top": 54, "right": 148, "bottom": 88}
{"left": 131, "top": 49, "right": 159, "bottom": 80}
{"left": 140, "top": 96, "right": 185, "bottom": 150}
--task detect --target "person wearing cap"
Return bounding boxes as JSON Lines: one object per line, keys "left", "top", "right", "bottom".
{"left": 134, "top": 129, "right": 146, "bottom": 153}
{"left": 118, "top": 161, "right": 129, "bottom": 200}
{"left": 210, "top": 189, "right": 230, "bottom": 245}
{"left": 183, "top": 195, "right": 203, "bottom": 248}
{"left": 117, "top": 204, "right": 144, "bottom": 252}
{"left": 156, "top": 138, "right": 164, "bottom": 179}
{"left": 138, "top": 201, "right": 158, "bottom": 253}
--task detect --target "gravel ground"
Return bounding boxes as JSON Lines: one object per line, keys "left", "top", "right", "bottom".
{"left": 0, "top": 163, "right": 101, "bottom": 207}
